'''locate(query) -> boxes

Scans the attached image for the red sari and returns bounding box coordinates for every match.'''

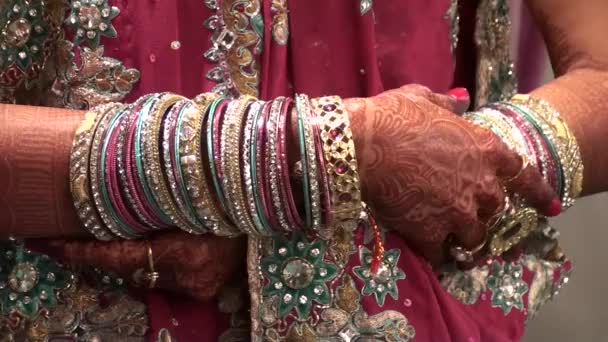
[1,0,569,340]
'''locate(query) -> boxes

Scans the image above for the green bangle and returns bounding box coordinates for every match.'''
[295,95,313,229]
[206,96,229,213]
[135,95,173,225]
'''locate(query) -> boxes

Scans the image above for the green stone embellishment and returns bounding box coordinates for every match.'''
[0,242,70,317]
[353,247,405,306]
[261,234,338,318]
[65,0,120,49]
[486,260,528,315]
[0,0,50,71]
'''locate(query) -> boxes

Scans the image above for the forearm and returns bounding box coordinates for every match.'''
[0,104,86,238]
[526,0,608,195]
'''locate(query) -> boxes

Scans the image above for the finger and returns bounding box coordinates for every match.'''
[493,147,560,216]
[475,175,506,222]
[389,84,470,114]
[450,221,488,269]
[52,239,146,276]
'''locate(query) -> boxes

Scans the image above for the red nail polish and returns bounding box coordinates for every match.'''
[447,87,470,101]
[544,198,562,217]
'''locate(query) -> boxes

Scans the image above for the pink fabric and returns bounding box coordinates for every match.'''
[90,1,565,341]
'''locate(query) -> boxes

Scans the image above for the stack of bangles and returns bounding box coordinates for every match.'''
[451,94,583,263]
[69,92,363,240]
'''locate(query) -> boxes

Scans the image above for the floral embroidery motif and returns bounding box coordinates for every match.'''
[523,255,571,321]
[474,0,517,106]
[270,0,288,45]
[353,246,405,306]
[261,233,338,318]
[0,241,70,317]
[64,0,119,49]
[203,0,263,97]
[441,265,489,305]
[0,0,62,101]
[360,0,373,15]
[253,218,416,340]
[487,260,528,315]
[49,40,140,109]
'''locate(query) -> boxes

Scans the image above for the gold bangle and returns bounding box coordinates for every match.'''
[511,94,583,206]
[310,96,362,222]
[488,206,538,256]
[180,94,239,236]
[143,94,201,233]
[70,103,122,241]
[221,96,257,234]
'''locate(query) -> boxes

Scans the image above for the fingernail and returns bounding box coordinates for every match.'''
[447,87,470,101]
[543,198,562,217]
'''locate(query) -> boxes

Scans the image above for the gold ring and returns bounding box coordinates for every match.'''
[133,241,160,288]
[449,230,488,263]
[503,154,529,184]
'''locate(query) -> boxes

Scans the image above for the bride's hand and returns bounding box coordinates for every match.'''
[346,85,559,266]
[50,232,246,301]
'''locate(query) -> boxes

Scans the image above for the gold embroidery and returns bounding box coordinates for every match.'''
[271,0,289,45]
[222,0,263,97]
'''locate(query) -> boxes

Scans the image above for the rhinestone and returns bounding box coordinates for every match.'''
[9,262,38,293]
[170,40,181,50]
[329,127,342,140]
[77,28,85,37]
[314,285,324,295]
[99,22,108,31]
[377,284,385,292]
[80,5,103,29]
[283,293,293,303]
[12,4,20,12]
[101,7,111,17]
[274,282,283,290]
[268,264,278,273]
[299,295,308,304]
[319,268,327,277]
[18,51,27,59]
[335,161,349,175]
[9,293,17,301]
[296,242,305,250]
[281,258,315,289]
[23,296,31,304]
[323,104,337,112]
[373,264,391,283]
[0,282,5,289]
[102,275,110,284]
[87,31,97,39]
[28,9,37,17]
[30,45,38,53]
[278,247,287,256]
[39,289,48,300]
[72,1,82,8]
[6,19,32,48]
[310,248,320,257]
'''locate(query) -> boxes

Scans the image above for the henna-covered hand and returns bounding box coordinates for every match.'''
[345,85,558,266]
[49,233,246,301]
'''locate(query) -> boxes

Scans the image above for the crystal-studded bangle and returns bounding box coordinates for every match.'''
[296,94,322,231]
[143,94,201,233]
[70,103,121,241]
[180,95,239,236]
[221,96,257,234]
[135,94,174,226]
[310,96,362,223]
[243,100,271,235]
[129,95,172,229]
[162,99,206,233]
[118,95,164,231]
[91,104,139,239]
[511,94,583,206]
[277,98,304,230]
[102,104,148,237]
[266,97,292,232]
